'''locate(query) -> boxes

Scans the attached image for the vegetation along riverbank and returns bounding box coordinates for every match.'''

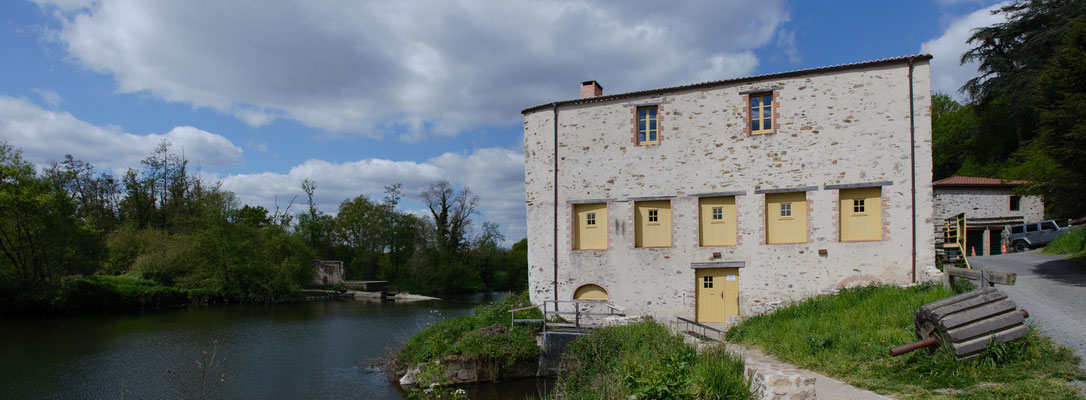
[0,141,528,316]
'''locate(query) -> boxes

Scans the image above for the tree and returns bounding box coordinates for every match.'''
[961,0,1085,144]
[295,178,334,258]
[334,195,387,279]
[1035,10,1086,217]
[419,180,479,254]
[0,142,103,284]
[931,93,982,179]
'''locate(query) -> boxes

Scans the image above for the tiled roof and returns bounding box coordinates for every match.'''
[522,54,933,114]
[932,176,1030,187]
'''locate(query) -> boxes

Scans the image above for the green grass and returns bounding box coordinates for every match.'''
[556,320,753,400]
[1044,227,1086,269]
[396,291,543,370]
[725,283,1086,399]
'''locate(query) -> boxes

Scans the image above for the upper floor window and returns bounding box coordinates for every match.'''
[637,106,659,145]
[750,92,774,135]
[1010,195,1021,211]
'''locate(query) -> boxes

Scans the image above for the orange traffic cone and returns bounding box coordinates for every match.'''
[1001,242,1007,254]
[970,247,977,257]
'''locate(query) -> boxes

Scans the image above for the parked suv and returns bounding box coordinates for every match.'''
[1008,220,1069,252]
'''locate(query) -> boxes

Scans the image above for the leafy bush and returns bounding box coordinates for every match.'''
[396,292,542,369]
[556,320,752,400]
[1044,227,1086,255]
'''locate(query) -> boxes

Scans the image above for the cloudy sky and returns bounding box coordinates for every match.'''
[1,0,1007,243]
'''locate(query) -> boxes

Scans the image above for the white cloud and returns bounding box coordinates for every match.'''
[921,3,1010,100]
[0,95,242,171]
[219,147,527,242]
[31,88,62,108]
[37,0,787,140]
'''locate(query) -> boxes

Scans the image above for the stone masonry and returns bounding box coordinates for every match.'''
[522,56,936,320]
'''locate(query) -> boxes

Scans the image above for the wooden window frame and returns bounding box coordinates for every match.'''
[1009,195,1021,211]
[636,106,659,145]
[749,92,774,135]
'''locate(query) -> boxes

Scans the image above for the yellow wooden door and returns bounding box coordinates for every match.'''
[766,192,807,244]
[840,187,882,241]
[573,203,607,249]
[696,268,739,322]
[635,200,671,247]
[699,196,737,246]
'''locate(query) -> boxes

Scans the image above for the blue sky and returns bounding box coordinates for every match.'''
[0,0,1006,243]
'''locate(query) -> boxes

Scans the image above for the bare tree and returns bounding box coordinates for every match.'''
[419,180,478,254]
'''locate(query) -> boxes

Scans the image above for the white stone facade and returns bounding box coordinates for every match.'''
[933,186,1043,222]
[522,57,936,320]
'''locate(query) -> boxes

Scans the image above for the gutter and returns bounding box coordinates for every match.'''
[908,56,917,284]
[552,103,559,303]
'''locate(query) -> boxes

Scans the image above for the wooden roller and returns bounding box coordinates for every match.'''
[890,288,1029,360]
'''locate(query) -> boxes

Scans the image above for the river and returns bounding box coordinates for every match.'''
[0,292,553,399]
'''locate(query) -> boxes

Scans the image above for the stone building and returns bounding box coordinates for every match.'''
[521,55,936,322]
[933,176,1043,256]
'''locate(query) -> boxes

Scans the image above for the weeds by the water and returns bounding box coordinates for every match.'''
[726,283,1086,399]
[394,292,542,371]
[555,320,753,400]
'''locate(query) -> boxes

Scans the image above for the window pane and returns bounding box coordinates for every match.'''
[751,96,760,107]
[764,119,771,130]
[639,132,646,142]
[763,94,772,104]
[763,106,772,118]
[639,121,646,131]
[639,109,647,119]
[649,131,656,141]
[649,109,656,118]
[649,120,656,130]
[752,120,760,131]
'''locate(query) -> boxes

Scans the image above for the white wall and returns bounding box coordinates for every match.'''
[523,60,935,320]
[933,187,1044,222]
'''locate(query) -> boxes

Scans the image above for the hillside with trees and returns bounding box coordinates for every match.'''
[933,0,1086,218]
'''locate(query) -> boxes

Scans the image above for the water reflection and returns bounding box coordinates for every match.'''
[0,292,550,399]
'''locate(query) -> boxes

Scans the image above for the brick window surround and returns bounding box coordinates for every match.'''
[743,90,780,136]
[630,105,664,146]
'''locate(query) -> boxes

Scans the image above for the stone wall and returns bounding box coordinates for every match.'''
[312,260,345,286]
[523,59,935,320]
[933,186,1043,222]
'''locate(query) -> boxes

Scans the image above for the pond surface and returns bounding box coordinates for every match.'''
[0,293,553,399]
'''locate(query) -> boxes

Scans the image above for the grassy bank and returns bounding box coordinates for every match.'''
[726,283,1086,399]
[1044,227,1086,268]
[395,291,542,371]
[556,320,752,400]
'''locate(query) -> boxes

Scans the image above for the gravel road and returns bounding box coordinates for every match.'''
[968,251,1086,368]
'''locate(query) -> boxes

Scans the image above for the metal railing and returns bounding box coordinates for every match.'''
[676,316,724,341]
[509,300,626,331]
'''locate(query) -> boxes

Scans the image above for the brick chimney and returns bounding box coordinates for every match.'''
[580,80,603,98]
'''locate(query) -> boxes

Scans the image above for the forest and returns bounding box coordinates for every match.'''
[0,141,527,314]
[932,0,1086,218]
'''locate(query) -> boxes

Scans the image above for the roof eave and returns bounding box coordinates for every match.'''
[522,54,932,115]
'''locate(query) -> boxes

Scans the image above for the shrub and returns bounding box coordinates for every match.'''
[557,320,752,400]
[396,292,542,369]
[1044,227,1086,255]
